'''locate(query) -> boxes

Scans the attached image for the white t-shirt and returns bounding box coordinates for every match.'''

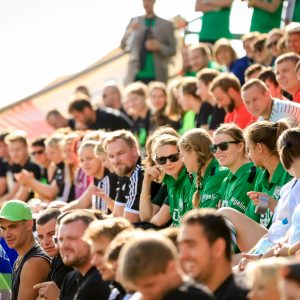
[258,98,300,126]
[268,178,300,242]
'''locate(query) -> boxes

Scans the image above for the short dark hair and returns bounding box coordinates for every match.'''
[258,67,279,87]
[36,208,61,226]
[245,63,264,80]
[182,209,232,261]
[0,130,10,142]
[68,99,92,114]
[31,136,47,148]
[275,52,300,67]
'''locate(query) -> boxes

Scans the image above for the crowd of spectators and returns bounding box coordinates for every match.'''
[2,0,300,299]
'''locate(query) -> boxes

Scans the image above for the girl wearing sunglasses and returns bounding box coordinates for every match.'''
[179,128,229,209]
[212,123,260,213]
[145,133,193,227]
[139,127,179,225]
[219,120,292,253]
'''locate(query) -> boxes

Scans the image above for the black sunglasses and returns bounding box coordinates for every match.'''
[31,149,44,156]
[209,141,240,154]
[156,153,180,165]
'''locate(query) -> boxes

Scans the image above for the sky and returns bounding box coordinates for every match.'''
[0,0,252,109]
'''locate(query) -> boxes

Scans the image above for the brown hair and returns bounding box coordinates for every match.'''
[179,128,213,208]
[59,210,96,227]
[210,73,241,93]
[214,123,245,154]
[245,64,265,81]
[118,233,177,284]
[152,134,179,159]
[196,68,220,85]
[103,130,139,151]
[241,78,268,94]
[258,67,279,87]
[180,77,201,101]
[213,38,237,65]
[277,127,300,170]
[182,208,232,261]
[83,217,133,243]
[245,121,289,156]
[144,127,179,168]
[124,81,148,99]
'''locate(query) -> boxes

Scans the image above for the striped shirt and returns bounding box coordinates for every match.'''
[258,98,300,125]
[115,161,143,215]
[92,169,118,213]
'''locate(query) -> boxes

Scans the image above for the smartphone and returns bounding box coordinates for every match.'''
[255,194,269,214]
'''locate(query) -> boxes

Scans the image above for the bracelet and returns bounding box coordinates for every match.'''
[288,247,293,256]
[140,194,151,200]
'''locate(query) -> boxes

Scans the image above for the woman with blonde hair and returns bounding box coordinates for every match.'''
[139,127,180,224]
[179,128,228,208]
[246,257,288,300]
[142,133,192,227]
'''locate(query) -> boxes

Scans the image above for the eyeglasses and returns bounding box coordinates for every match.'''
[31,149,44,156]
[156,153,180,165]
[209,141,240,153]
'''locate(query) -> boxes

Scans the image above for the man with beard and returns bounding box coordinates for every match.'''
[68,99,133,131]
[57,211,110,300]
[104,130,143,223]
[178,209,248,300]
[210,73,256,129]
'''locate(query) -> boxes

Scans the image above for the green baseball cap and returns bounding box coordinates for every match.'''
[0,200,32,221]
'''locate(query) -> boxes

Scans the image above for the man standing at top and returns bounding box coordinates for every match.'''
[0,200,50,300]
[210,73,256,129]
[121,0,176,85]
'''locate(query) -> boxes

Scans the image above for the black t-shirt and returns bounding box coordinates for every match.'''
[115,161,144,215]
[214,274,248,300]
[51,162,75,203]
[10,158,41,181]
[59,267,110,300]
[195,103,226,130]
[89,108,133,131]
[93,168,118,212]
[163,279,215,300]
[9,158,41,200]
[0,158,8,177]
[49,254,73,288]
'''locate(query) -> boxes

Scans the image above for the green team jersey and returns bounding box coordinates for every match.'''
[163,167,193,226]
[250,1,282,33]
[178,110,196,135]
[199,9,232,42]
[219,162,260,213]
[190,158,229,208]
[245,162,293,228]
[136,18,156,80]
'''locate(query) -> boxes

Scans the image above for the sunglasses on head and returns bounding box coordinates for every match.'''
[209,141,240,154]
[156,153,180,165]
[31,149,44,156]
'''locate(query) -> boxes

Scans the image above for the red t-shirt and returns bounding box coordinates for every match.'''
[293,88,300,104]
[224,102,257,129]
